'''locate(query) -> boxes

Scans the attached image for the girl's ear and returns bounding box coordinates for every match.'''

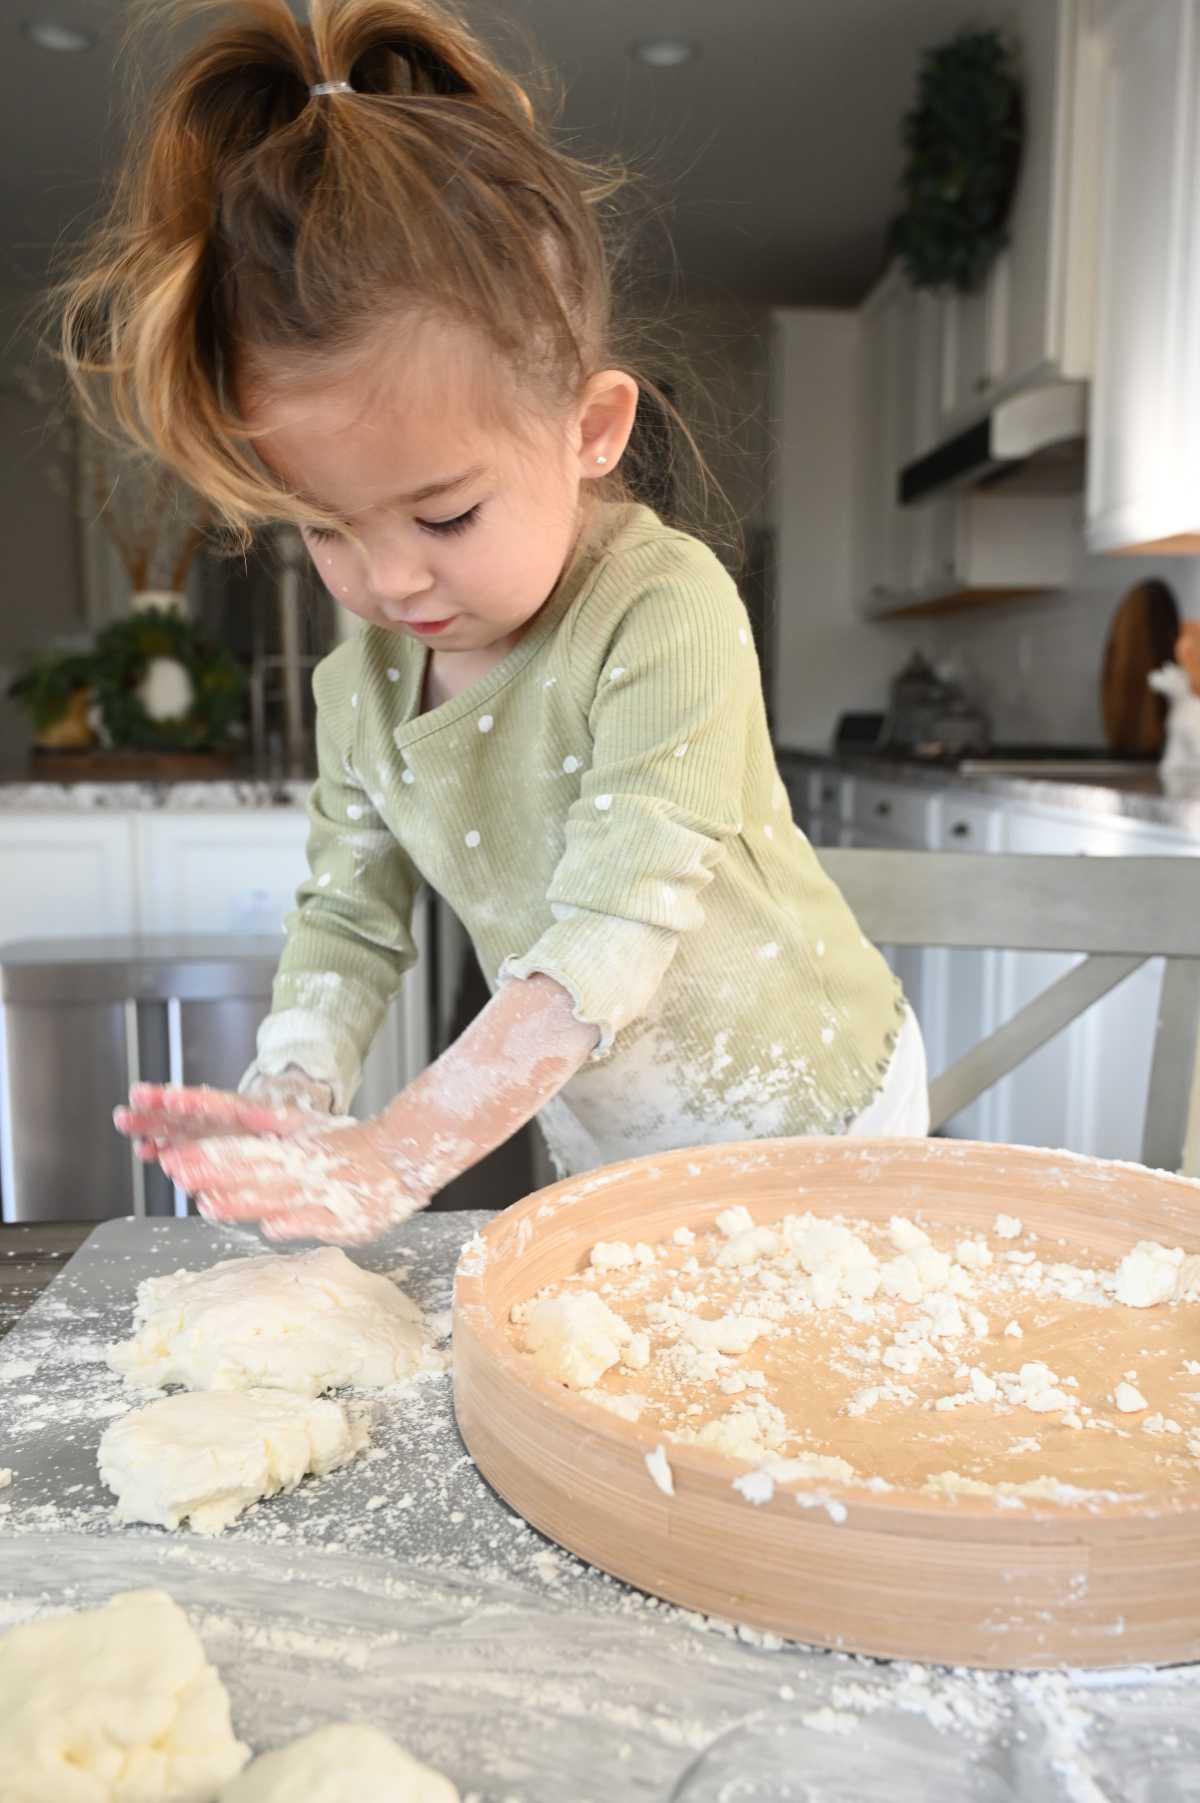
[576,370,639,480]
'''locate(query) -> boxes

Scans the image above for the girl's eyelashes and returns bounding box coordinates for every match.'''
[303,504,482,547]
[421,504,481,536]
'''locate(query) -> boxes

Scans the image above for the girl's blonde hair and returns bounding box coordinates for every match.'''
[47,0,728,558]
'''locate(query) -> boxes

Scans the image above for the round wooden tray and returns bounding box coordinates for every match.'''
[452,1136,1200,1671]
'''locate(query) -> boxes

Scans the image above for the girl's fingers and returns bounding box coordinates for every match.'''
[116,1093,303,1141]
[260,1206,366,1244]
[183,1183,312,1221]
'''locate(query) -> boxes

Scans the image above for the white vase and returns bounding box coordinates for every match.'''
[129,589,188,617]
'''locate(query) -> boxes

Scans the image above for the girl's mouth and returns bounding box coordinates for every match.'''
[406,618,454,636]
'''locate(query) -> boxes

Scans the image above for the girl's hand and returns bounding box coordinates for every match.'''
[158,1117,429,1246]
[114,1071,336,1165]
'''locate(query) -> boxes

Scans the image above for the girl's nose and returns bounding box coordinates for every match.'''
[363,548,435,620]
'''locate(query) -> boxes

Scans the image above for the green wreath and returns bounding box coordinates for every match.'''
[91,608,246,752]
[891,28,1023,295]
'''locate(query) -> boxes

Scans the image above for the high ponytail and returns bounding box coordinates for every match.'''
[46,0,729,560]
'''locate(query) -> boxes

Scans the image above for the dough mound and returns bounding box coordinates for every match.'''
[99,1389,368,1535]
[0,1587,249,1802]
[107,1248,439,1395]
[522,1292,633,1389]
[221,1723,458,1802]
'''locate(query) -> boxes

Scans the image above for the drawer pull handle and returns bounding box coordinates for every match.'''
[951,821,970,839]
[875,801,892,818]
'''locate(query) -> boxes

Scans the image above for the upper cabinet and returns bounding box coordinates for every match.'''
[854,0,1102,616]
[1087,0,1200,554]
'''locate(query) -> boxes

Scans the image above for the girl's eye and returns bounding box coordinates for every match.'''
[419,505,481,537]
[303,504,481,546]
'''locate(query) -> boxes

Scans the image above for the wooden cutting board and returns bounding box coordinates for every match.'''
[453,1136,1200,1671]
[1101,579,1180,755]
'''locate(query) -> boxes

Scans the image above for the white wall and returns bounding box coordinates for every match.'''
[768,309,923,749]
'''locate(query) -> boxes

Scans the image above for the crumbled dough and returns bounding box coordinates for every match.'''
[644,1443,675,1495]
[681,1313,767,1355]
[589,1240,655,1272]
[522,1292,632,1389]
[1114,1241,1200,1308]
[99,1389,367,1535]
[0,1588,249,1801]
[716,1226,781,1267]
[888,1216,930,1252]
[715,1205,754,1238]
[994,1214,1023,1239]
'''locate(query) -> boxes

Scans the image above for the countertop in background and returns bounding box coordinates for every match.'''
[775,748,1200,836]
[0,776,312,810]
[0,750,1198,833]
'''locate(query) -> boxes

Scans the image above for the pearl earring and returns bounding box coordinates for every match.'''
[595,454,608,466]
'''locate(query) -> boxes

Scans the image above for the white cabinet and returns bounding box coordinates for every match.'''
[937,0,1097,428]
[853,0,1101,613]
[135,811,430,1117]
[135,812,311,936]
[940,259,1011,423]
[1087,0,1200,553]
[857,274,919,611]
[0,815,137,942]
[0,808,431,1120]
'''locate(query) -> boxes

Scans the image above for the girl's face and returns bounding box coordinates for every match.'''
[245,321,636,656]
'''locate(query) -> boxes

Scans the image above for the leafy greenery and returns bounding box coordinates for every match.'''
[6,651,94,731]
[9,611,246,751]
[90,609,246,751]
[891,29,1023,295]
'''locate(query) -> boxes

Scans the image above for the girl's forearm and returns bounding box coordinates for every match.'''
[371,973,599,1193]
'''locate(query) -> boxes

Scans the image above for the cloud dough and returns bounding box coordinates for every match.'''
[0,1587,249,1802]
[98,1388,367,1534]
[220,1723,459,1802]
[106,1247,439,1395]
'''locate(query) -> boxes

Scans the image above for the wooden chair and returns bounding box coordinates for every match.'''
[818,848,1200,1175]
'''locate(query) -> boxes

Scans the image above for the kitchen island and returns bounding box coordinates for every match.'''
[1,1210,1198,1799]
[776,748,1200,837]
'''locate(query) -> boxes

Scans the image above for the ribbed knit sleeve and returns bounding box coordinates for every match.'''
[243,642,421,1110]
[499,558,751,1050]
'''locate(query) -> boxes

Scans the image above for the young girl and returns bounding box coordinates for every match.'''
[77,0,927,1244]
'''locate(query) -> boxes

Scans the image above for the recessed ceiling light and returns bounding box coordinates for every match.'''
[630,37,699,69]
[22,18,96,52]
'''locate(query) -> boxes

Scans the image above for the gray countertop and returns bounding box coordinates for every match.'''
[0,776,312,810]
[2,753,1196,832]
[2,1213,1198,1800]
[777,748,1200,836]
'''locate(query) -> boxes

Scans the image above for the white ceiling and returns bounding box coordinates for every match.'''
[1,0,1012,303]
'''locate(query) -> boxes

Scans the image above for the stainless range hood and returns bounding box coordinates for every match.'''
[899,381,1088,507]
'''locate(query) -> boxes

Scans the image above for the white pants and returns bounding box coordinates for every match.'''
[846,1007,930,1138]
